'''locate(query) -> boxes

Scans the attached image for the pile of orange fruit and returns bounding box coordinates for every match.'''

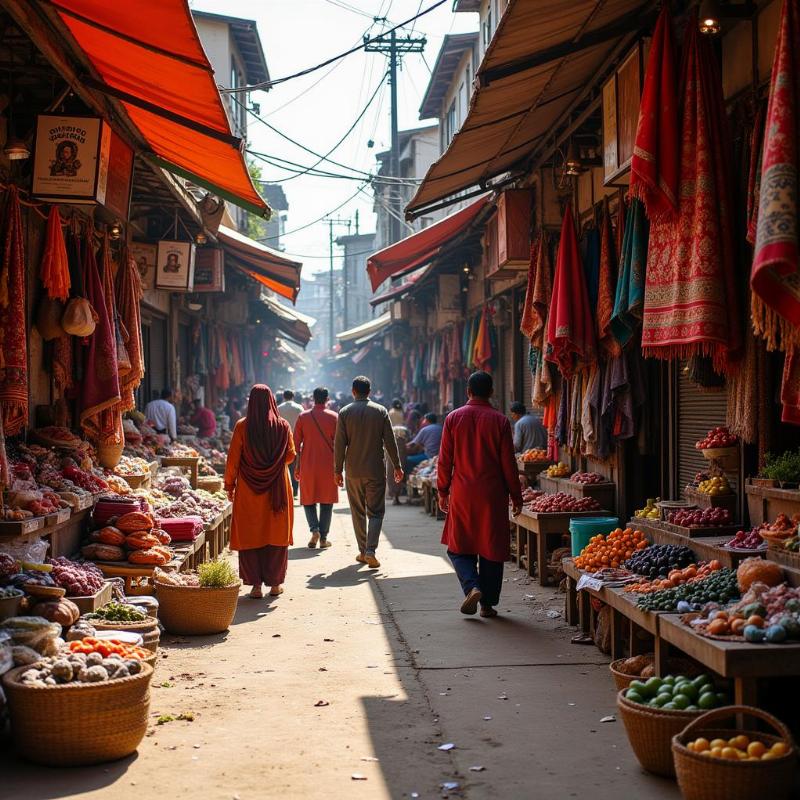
[574,528,648,571]
[623,561,724,594]
[687,734,790,761]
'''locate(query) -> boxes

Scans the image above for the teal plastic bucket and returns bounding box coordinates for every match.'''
[569,516,620,557]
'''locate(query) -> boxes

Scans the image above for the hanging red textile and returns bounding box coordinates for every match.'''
[472,306,492,372]
[215,329,230,390]
[546,203,596,378]
[596,199,620,357]
[40,207,71,301]
[115,251,144,412]
[0,188,27,434]
[641,17,740,373]
[520,231,552,350]
[629,5,679,220]
[746,104,766,247]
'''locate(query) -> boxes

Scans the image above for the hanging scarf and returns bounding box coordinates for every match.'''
[40,206,71,301]
[642,18,740,373]
[546,203,595,377]
[215,330,230,390]
[53,334,73,395]
[611,198,648,348]
[520,237,539,339]
[80,235,121,443]
[746,104,766,246]
[448,323,462,381]
[581,226,601,313]
[473,306,492,371]
[521,231,552,350]
[0,188,27,434]
[239,385,290,511]
[629,5,679,220]
[597,199,620,356]
[115,251,144,413]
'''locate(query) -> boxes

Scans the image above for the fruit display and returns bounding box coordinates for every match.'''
[17,650,145,686]
[624,561,723,594]
[569,472,605,484]
[724,528,766,551]
[624,673,729,712]
[737,557,784,592]
[30,598,80,626]
[574,528,647,571]
[695,426,738,450]
[668,507,732,528]
[61,463,108,494]
[521,487,543,504]
[546,462,570,477]
[528,492,601,513]
[520,449,547,463]
[756,513,800,545]
[84,602,147,623]
[685,734,789,760]
[624,543,697,579]
[636,568,739,612]
[696,475,732,495]
[46,557,106,596]
[155,488,228,525]
[67,636,150,660]
[634,498,661,519]
[158,474,192,498]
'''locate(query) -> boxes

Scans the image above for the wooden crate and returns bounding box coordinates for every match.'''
[68,580,113,614]
[561,479,615,513]
[744,480,800,526]
[684,487,737,515]
[538,474,563,494]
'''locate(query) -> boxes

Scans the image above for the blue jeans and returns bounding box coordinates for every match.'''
[289,462,298,496]
[304,504,333,538]
[405,452,428,470]
[447,551,504,608]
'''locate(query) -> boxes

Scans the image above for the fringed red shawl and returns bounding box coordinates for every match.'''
[40,206,71,301]
[642,18,740,374]
[597,199,619,356]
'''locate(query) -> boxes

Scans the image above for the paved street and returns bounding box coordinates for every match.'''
[3,500,678,799]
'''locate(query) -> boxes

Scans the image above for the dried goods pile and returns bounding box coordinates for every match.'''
[17,650,145,686]
[528,492,601,513]
[569,472,605,484]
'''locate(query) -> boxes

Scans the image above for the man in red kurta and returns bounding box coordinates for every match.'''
[437,371,523,617]
[294,387,339,548]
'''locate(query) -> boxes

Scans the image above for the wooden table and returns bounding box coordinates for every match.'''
[160,456,200,489]
[0,509,90,559]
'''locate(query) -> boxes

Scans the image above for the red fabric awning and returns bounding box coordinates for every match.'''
[369,264,431,307]
[50,0,269,218]
[367,196,490,291]
[217,224,302,303]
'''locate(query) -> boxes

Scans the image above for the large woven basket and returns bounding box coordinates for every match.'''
[672,706,796,800]
[155,580,241,635]
[88,615,159,635]
[2,662,153,766]
[609,656,704,691]
[617,690,708,777]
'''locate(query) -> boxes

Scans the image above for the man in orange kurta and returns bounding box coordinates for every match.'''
[295,387,339,549]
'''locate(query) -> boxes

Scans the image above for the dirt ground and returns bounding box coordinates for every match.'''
[1,500,679,800]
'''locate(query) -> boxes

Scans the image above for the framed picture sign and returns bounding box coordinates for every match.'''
[155,240,195,291]
[129,242,157,292]
[192,247,225,292]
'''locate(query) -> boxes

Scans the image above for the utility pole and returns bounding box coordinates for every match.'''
[365,20,426,245]
[327,216,351,352]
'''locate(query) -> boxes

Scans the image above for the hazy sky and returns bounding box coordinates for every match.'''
[190,0,477,275]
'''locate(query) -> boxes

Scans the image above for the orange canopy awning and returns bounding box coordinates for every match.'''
[367,196,490,292]
[217,224,302,303]
[50,0,270,217]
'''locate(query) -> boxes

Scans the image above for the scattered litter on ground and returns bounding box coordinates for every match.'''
[314,700,330,707]
[600,715,616,723]
[323,638,334,642]
[469,765,486,772]
[441,781,460,791]
[483,715,492,720]
[360,756,379,762]
[497,694,508,700]
[350,773,367,780]
[438,743,455,751]
[546,610,561,619]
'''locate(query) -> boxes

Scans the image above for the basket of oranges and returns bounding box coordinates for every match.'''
[672,706,796,800]
[574,527,648,571]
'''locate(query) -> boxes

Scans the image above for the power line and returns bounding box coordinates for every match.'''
[321,0,386,21]
[220,0,447,92]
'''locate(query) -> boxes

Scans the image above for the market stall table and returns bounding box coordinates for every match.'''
[159,456,200,489]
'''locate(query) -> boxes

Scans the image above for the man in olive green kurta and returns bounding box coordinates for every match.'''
[334,376,403,568]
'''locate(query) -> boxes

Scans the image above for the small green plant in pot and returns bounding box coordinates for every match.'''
[761,450,800,488]
[197,559,238,588]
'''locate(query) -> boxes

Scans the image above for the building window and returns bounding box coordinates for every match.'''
[465,62,472,102]
[445,100,457,145]
[482,4,492,49]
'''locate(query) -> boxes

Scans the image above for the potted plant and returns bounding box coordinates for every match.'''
[761,450,800,489]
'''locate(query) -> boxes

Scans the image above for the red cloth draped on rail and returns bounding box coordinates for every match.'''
[546,203,595,378]
[40,206,71,301]
[629,5,679,221]
[0,187,28,435]
[641,17,740,374]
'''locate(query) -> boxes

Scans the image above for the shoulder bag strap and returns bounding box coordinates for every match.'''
[310,410,335,452]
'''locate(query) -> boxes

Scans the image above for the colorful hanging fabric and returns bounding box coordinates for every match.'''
[448,323,462,381]
[115,251,144,413]
[611,198,648,348]
[0,188,27,434]
[520,237,539,340]
[545,203,596,378]
[746,104,766,246]
[642,17,740,373]
[473,306,492,371]
[629,5,679,220]
[581,226,600,313]
[597,199,620,356]
[520,231,552,349]
[80,235,121,444]
[53,334,73,394]
[40,206,71,301]
[214,329,230,390]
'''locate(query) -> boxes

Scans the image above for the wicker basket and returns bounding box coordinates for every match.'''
[609,656,704,691]
[97,442,124,469]
[0,591,23,621]
[2,663,153,766]
[672,706,796,800]
[88,615,159,635]
[617,690,707,777]
[198,475,223,493]
[154,580,241,635]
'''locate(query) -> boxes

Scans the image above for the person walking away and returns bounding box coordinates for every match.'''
[389,398,405,427]
[509,401,548,453]
[145,388,177,441]
[438,372,523,617]
[294,387,338,549]
[277,389,303,498]
[224,385,295,599]
[190,399,217,438]
[405,413,443,470]
[334,376,403,569]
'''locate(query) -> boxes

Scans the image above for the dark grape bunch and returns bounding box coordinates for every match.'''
[624,544,696,579]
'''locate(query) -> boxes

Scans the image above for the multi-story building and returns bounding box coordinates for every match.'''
[336,226,376,333]
[295,272,342,360]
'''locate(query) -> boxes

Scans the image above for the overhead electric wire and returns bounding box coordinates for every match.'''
[220,0,448,92]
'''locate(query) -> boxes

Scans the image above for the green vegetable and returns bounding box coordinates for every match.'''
[86,601,146,622]
[197,559,238,588]
[636,569,739,612]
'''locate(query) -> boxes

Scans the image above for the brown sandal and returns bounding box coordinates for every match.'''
[269,586,284,596]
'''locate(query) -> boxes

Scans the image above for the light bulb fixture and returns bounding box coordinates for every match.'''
[109,221,122,240]
[699,0,722,34]
[3,135,29,161]
[195,231,207,245]
[462,264,470,274]
[565,139,582,176]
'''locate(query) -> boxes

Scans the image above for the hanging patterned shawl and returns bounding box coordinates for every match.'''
[546,203,595,377]
[611,198,648,348]
[214,329,230,390]
[0,188,27,434]
[629,5,679,220]
[597,199,620,356]
[115,251,144,413]
[473,306,492,371]
[520,231,552,349]
[40,206,71,301]
[642,18,740,373]
[80,235,121,444]
[746,104,766,247]
[520,237,539,340]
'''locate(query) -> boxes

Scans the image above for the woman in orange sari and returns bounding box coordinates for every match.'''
[224,385,295,598]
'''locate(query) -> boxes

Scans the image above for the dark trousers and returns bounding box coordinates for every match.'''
[288,462,298,496]
[447,551,504,608]
[304,504,333,538]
